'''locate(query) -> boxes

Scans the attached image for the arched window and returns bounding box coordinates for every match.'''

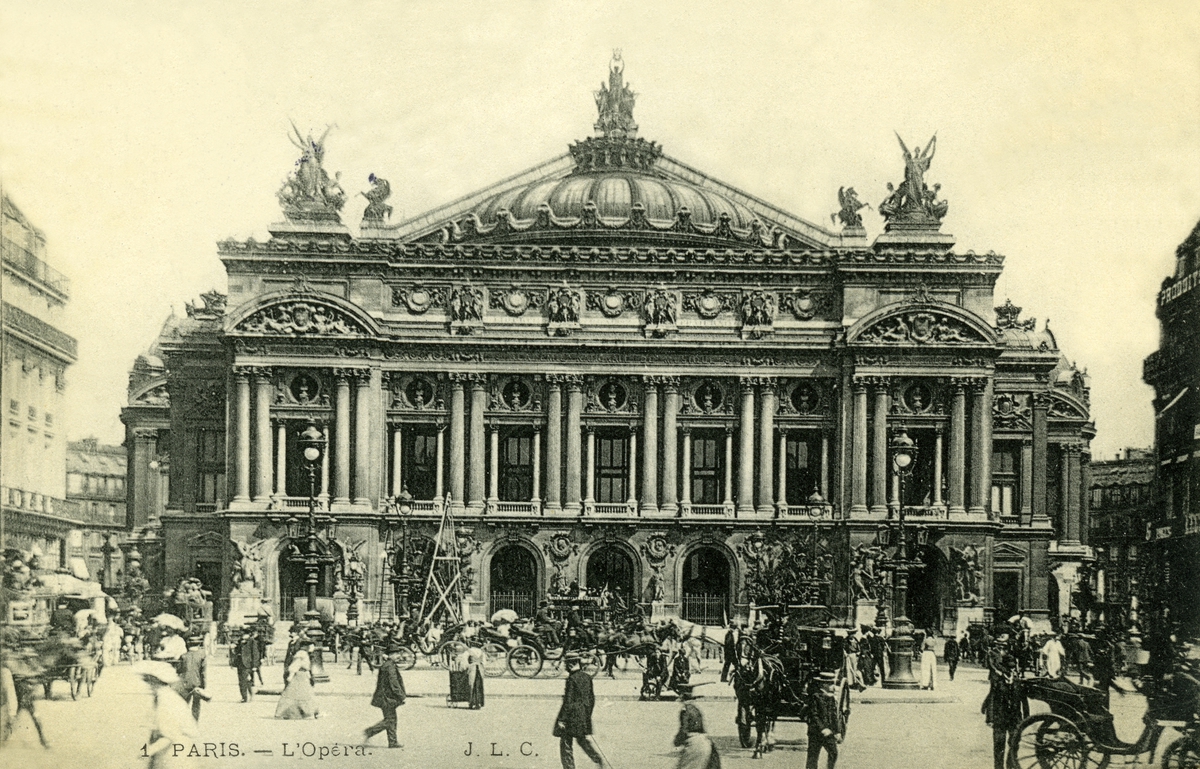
[585,545,635,603]
[681,547,730,625]
[489,545,538,618]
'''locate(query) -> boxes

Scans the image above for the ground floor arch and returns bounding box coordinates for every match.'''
[906,544,949,632]
[680,545,732,626]
[584,543,637,604]
[488,542,540,618]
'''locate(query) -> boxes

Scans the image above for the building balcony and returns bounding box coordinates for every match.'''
[1186,512,1200,537]
[487,500,542,515]
[2,244,70,297]
[682,503,734,518]
[776,503,835,520]
[585,501,638,516]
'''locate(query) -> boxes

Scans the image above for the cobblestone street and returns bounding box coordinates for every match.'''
[2,653,1173,769]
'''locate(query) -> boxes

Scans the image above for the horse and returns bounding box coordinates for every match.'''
[732,639,787,759]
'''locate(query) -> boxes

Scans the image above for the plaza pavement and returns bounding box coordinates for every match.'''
[0,651,1175,769]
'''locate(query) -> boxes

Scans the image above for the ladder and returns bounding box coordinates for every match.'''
[417,495,466,627]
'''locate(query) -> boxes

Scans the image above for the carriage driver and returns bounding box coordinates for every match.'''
[536,601,560,648]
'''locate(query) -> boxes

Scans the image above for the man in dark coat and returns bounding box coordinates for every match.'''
[233,628,262,703]
[983,632,1027,769]
[944,633,961,681]
[721,622,740,683]
[174,635,208,721]
[868,629,887,685]
[364,641,407,749]
[806,671,840,769]
[554,653,607,769]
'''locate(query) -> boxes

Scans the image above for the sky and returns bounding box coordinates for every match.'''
[1,0,1198,460]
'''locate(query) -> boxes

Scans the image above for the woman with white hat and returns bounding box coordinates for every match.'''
[275,637,320,719]
[135,661,197,769]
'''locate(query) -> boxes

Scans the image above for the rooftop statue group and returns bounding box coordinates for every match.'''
[278,121,392,225]
[594,50,638,138]
[834,133,949,231]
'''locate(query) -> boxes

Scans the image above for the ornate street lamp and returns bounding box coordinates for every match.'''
[285,421,336,682]
[879,427,927,690]
[380,486,415,631]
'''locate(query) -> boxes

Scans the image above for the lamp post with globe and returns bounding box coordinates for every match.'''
[285,422,337,682]
[879,427,928,690]
[380,487,415,631]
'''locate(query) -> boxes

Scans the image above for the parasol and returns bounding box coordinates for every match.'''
[490,609,519,624]
[153,613,187,631]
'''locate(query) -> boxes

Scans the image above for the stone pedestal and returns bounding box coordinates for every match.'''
[855,600,879,629]
[952,604,985,640]
[227,587,268,626]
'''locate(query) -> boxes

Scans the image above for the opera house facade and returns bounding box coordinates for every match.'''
[122,57,1095,635]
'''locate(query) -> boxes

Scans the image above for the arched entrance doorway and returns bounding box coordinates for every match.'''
[278,539,340,621]
[585,545,636,605]
[906,545,947,633]
[681,546,730,626]
[489,545,539,618]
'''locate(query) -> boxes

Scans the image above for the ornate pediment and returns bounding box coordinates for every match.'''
[1048,391,1089,421]
[849,301,997,347]
[235,300,368,336]
[993,542,1027,562]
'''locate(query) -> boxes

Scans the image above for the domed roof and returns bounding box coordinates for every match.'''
[469,167,761,230]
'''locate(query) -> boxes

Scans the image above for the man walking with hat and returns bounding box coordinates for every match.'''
[982,631,1027,769]
[364,641,407,749]
[555,652,609,769]
[805,671,840,769]
[175,635,209,722]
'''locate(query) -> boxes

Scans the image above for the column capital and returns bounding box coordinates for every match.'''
[132,427,159,441]
[952,375,988,392]
[448,372,469,386]
[332,367,366,383]
[661,376,680,392]
[851,376,869,393]
[249,366,273,382]
[1064,443,1082,457]
[565,374,584,391]
[680,424,692,437]
[232,366,254,379]
[739,376,757,393]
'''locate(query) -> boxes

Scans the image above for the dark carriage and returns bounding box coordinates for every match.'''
[731,606,853,755]
[1008,675,1200,769]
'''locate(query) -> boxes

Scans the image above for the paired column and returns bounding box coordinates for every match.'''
[933,427,944,506]
[333,371,352,505]
[253,370,273,502]
[757,380,776,516]
[641,378,660,515]
[565,377,583,512]
[870,379,889,515]
[545,378,563,512]
[531,430,541,506]
[448,375,466,510]
[849,379,868,515]
[680,428,692,512]
[468,375,487,510]
[627,427,638,507]
[777,430,788,511]
[820,432,830,501]
[275,420,287,499]
[435,426,445,500]
[233,369,251,503]
[948,380,967,515]
[354,372,371,505]
[1020,439,1033,524]
[969,381,990,516]
[488,427,500,507]
[320,425,330,504]
[723,427,735,509]
[1063,444,1082,543]
[391,425,403,498]
[737,380,756,516]
[661,379,680,515]
[1032,394,1050,524]
[584,429,596,508]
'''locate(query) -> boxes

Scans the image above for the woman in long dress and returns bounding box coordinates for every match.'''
[275,641,320,719]
[919,635,938,690]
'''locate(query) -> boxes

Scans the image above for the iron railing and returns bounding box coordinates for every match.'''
[490,591,536,620]
[681,593,728,626]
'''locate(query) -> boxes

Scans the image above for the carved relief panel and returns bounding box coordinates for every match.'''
[386,373,445,411]
[585,376,641,415]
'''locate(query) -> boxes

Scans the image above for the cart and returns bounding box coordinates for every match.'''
[1008,676,1200,769]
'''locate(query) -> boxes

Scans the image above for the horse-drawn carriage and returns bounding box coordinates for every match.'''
[1007,658,1200,768]
[731,607,853,757]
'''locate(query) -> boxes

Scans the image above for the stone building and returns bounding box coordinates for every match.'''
[1142,217,1200,637]
[1087,448,1154,629]
[124,57,1096,632]
[1,192,78,565]
[65,437,128,589]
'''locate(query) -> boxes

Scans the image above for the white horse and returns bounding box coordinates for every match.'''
[669,618,725,673]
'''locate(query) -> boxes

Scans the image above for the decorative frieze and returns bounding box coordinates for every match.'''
[449,285,485,335]
[779,288,833,321]
[546,286,582,336]
[586,287,643,318]
[489,286,545,317]
[740,290,776,339]
[642,287,679,338]
[391,284,446,314]
[682,288,737,319]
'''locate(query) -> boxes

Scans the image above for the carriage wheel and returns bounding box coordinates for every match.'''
[395,646,418,671]
[481,644,507,678]
[69,667,82,700]
[1009,713,1090,769]
[508,645,543,678]
[1163,736,1200,769]
[438,641,468,668]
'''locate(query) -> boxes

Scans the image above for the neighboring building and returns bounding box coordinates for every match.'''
[65,437,128,588]
[1,192,79,566]
[1088,448,1154,629]
[124,57,1097,632]
[1143,217,1200,637]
